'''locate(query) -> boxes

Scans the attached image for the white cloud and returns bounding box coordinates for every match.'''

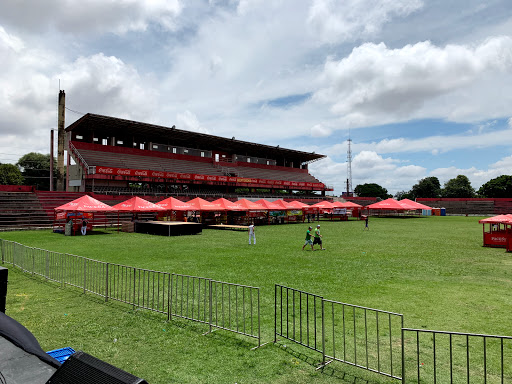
[176,110,209,134]
[314,37,512,127]
[0,0,182,35]
[310,124,332,137]
[310,151,426,194]
[307,0,423,44]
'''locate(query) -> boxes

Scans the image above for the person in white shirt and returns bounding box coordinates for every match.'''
[248,222,256,245]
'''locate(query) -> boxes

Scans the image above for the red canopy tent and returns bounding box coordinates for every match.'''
[331,201,363,219]
[212,198,245,211]
[54,195,117,234]
[112,196,166,212]
[156,197,194,211]
[271,199,294,209]
[366,198,408,210]
[287,201,310,209]
[156,196,194,222]
[254,199,283,210]
[236,199,266,211]
[186,197,222,211]
[399,198,432,210]
[478,214,512,248]
[310,201,335,210]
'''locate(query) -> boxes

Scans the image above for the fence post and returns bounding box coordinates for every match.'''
[31,248,35,275]
[209,279,213,334]
[1,239,4,264]
[83,258,87,294]
[133,268,136,310]
[45,250,49,280]
[105,263,109,302]
[169,274,173,321]
[321,298,326,366]
[401,325,405,383]
[257,288,261,347]
[167,273,171,321]
[274,285,277,343]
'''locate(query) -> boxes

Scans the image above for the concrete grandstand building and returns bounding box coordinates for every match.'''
[66,114,331,198]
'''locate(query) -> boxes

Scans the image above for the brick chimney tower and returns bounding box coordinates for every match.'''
[57,90,65,191]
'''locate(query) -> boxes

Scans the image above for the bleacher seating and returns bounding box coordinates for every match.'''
[77,149,226,177]
[0,192,52,230]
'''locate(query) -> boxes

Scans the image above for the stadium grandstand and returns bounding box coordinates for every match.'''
[66,113,331,199]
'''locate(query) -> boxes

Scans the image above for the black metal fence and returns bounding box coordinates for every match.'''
[275,284,403,380]
[3,239,512,382]
[402,328,512,383]
[0,240,261,346]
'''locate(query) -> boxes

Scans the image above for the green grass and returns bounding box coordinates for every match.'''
[2,216,511,383]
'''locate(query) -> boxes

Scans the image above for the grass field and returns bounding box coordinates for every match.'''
[1,216,511,383]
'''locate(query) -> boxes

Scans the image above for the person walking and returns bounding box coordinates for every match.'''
[364,215,369,230]
[302,226,314,251]
[313,224,325,250]
[248,222,256,245]
[81,218,88,236]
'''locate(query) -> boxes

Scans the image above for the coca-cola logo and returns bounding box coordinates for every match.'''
[207,176,217,181]
[117,169,131,175]
[151,172,164,177]
[135,170,148,176]
[166,173,178,178]
[491,237,506,242]
[98,168,113,174]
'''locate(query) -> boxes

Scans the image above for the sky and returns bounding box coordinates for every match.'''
[1,0,512,196]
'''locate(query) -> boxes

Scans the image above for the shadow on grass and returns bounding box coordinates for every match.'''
[275,341,382,384]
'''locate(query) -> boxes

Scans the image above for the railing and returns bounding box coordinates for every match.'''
[275,284,403,380]
[4,239,512,382]
[402,328,512,383]
[0,240,261,347]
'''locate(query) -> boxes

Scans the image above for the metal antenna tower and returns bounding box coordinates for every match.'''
[346,134,353,196]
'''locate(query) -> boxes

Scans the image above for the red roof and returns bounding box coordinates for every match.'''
[311,200,335,209]
[336,201,362,208]
[212,198,245,211]
[236,199,266,211]
[271,199,294,209]
[255,199,284,210]
[399,198,432,210]
[186,197,222,211]
[366,198,410,210]
[156,197,194,211]
[55,195,116,212]
[287,200,310,209]
[478,214,512,224]
[112,196,166,212]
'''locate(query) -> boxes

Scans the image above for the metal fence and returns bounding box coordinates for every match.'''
[275,284,404,380]
[403,328,512,383]
[0,240,261,346]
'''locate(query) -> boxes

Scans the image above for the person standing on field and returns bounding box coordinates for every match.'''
[248,222,256,245]
[313,224,325,250]
[364,215,369,230]
[302,226,314,251]
[81,218,88,236]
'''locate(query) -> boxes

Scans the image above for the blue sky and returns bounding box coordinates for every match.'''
[0,0,511,195]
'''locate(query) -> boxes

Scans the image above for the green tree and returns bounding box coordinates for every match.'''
[478,175,512,198]
[410,177,441,198]
[354,183,390,199]
[16,153,57,190]
[441,175,475,198]
[0,164,24,185]
[394,190,413,200]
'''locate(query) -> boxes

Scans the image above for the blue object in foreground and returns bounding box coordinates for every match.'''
[46,347,76,364]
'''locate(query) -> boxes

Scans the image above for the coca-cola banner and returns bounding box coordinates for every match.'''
[95,166,324,189]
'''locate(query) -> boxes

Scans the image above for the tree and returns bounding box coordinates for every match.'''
[354,183,390,199]
[410,177,441,198]
[441,175,475,198]
[0,164,24,185]
[16,153,57,191]
[394,190,413,200]
[478,175,512,198]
